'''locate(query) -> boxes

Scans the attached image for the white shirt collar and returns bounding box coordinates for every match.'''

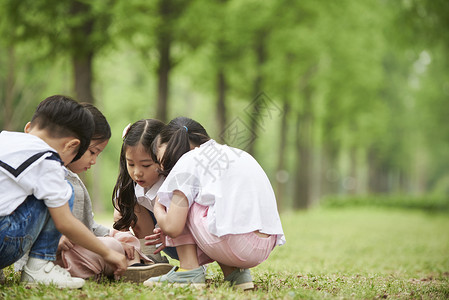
[135,176,165,201]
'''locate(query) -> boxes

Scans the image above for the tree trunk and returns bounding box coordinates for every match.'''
[275,99,289,212]
[72,51,97,208]
[294,91,313,209]
[348,147,358,195]
[367,147,390,194]
[320,145,340,196]
[155,0,172,123]
[72,52,94,103]
[294,112,311,209]
[156,38,170,123]
[293,66,317,209]
[216,69,227,142]
[247,32,266,156]
[4,47,15,130]
[70,0,95,103]
[69,0,101,210]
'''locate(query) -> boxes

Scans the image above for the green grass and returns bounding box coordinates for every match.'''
[2,207,449,299]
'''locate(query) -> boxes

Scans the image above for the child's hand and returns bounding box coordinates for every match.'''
[103,249,127,277]
[121,243,135,260]
[145,227,166,254]
[58,235,74,251]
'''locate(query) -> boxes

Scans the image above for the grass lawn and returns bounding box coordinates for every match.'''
[1,207,448,299]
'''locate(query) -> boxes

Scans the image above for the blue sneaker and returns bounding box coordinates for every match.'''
[143,266,205,288]
[224,268,254,290]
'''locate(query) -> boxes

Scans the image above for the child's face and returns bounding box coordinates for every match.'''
[68,139,109,174]
[60,149,78,167]
[156,143,167,169]
[126,144,160,188]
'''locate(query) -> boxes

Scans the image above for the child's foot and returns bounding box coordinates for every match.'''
[139,240,170,264]
[146,252,169,264]
[121,263,173,283]
[21,260,85,289]
[224,268,254,290]
[143,266,205,288]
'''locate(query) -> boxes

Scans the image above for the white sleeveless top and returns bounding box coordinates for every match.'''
[157,139,285,246]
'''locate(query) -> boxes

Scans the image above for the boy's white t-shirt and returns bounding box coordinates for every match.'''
[135,176,165,212]
[0,131,73,216]
[157,139,286,246]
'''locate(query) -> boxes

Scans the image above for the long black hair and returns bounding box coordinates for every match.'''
[112,119,165,231]
[81,103,111,143]
[154,117,210,176]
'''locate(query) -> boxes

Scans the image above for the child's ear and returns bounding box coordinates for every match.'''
[24,122,31,133]
[64,138,81,154]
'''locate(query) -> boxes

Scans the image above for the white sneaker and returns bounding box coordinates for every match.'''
[21,261,85,289]
[14,251,29,272]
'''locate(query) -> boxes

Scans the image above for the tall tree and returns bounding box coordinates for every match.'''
[2,0,114,103]
[0,2,56,130]
[113,0,195,122]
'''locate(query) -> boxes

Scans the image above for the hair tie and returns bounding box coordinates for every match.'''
[183,126,188,132]
[122,123,131,138]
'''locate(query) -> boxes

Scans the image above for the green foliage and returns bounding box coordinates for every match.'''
[0,0,114,56]
[2,0,449,208]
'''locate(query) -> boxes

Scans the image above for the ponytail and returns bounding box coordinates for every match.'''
[156,117,210,176]
[159,127,191,176]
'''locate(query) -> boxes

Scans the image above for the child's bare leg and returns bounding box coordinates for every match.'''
[132,204,155,238]
[217,263,238,277]
[177,244,200,270]
[127,249,141,266]
[218,262,254,290]
[130,204,168,263]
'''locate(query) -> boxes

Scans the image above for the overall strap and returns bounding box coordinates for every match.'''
[0,150,62,178]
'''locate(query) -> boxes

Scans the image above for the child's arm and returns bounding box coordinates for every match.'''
[49,203,127,276]
[153,190,189,238]
[132,204,155,238]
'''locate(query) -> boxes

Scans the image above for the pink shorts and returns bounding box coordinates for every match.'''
[166,203,276,268]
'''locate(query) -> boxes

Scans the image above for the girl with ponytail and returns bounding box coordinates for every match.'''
[144,116,285,289]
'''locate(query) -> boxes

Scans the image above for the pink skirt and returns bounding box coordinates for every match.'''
[166,203,276,268]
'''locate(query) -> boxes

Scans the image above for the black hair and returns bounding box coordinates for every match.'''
[112,119,165,231]
[30,95,94,162]
[81,103,111,142]
[154,116,210,176]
